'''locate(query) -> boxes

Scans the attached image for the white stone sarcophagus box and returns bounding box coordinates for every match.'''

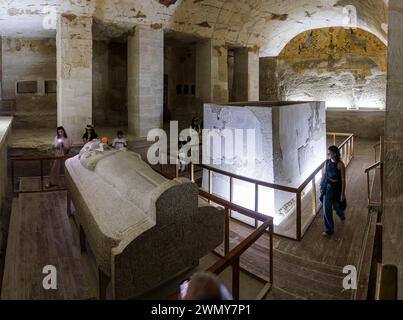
[65,141,224,299]
[203,101,326,227]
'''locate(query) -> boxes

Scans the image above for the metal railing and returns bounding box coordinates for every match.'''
[327,132,355,166]
[167,189,274,300]
[365,137,384,208]
[10,155,71,195]
[155,133,355,241]
[365,161,383,207]
[364,137,392,300]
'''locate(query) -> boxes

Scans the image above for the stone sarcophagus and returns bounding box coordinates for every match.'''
[202,101,326,228]
[64,141,224,299]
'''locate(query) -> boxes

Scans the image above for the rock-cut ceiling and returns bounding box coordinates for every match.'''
[0,0,388,56]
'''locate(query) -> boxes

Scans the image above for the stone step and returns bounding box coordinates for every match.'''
[220,231,351,300]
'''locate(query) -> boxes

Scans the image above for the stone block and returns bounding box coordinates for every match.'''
[203,101,326,226]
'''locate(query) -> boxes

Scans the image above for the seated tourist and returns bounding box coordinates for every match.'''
[190,116,201,134]
[46,126,72,188]
[178,139,187,172]
[82,124,98,144]
[112,131,128,150]
[181,271,232,300]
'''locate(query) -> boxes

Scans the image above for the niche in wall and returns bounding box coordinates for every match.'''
[16,80,37,94]
[164,31,198,130]
[183,84,189,95]
[45,80,57,94]
[92,39,128,127]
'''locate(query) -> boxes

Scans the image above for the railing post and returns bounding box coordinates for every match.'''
[209,170,213,194]
[229,176,233,218]
[380,163,384,204]
[175,158,179,178]
[254,184,259,228]
[269,222,274,285]
[376,223,383,264]
[67,191,72,217]
[333,134,336,146]
[367,171,371,204]
[40,159,44,192]
[11,159,15,195]
[232,257,240,300]
[224,207,230,255]
[296,192,302,240]
[190,163,195,182]
[312,176,317,215]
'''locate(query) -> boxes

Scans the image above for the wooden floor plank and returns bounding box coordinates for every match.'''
[1,185,91,300]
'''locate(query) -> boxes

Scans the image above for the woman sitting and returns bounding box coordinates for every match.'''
[82,124,98,144]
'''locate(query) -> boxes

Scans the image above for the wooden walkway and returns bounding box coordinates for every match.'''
[1,181,92,300]
[222,139,378,299]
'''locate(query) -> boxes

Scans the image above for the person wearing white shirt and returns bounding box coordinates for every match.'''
[112,130,128,150]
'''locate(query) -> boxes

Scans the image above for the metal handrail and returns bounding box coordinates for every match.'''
[10,154,73,194]
[365,161,381,174]
[365,136,384,207]
[155,132,355,241]
[365,160,383,207]
[194,163,299,194]
[167,189,274,300]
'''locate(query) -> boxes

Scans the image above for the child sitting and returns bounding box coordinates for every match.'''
[112,130,128,150]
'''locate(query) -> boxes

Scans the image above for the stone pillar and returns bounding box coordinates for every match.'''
[196,39,228,103]
[233,47,259,102]
[383,0,403,299]
[56,14,93,144]
[259,57,279,101]
[127,26,163,138]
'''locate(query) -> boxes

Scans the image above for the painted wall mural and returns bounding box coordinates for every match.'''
[276,27,387,109]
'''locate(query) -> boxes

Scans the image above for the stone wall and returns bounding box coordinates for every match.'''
[93,41,109,125]
[0,117,12,257]
[93,40,127,127]
[57,15,93,144]
[326,109,385,139]
[260,27,387,110]
[232,47,259,102]
[128,26,163,138]
[260,57,279,101]
[196,39,229,105]
[108,41,128,127]
[383,0,403,299]
[164,42,202,130]
[1,38,56,128]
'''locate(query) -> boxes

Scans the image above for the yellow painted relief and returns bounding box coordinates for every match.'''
[279,27,387,77]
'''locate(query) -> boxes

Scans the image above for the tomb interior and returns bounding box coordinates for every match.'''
[202,101,326,226]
